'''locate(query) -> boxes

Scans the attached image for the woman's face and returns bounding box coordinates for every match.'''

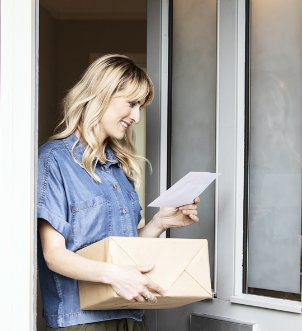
[99,96,141,141]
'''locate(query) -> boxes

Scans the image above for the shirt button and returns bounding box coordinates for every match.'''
[121,208,128,214]
[112,183,118,190]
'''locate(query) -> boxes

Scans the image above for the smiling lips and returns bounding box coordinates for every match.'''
[121,120,130,129]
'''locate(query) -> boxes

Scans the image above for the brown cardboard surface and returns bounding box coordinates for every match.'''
[76,236,212,310]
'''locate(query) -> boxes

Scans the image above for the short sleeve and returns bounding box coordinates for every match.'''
[37,152,71,240]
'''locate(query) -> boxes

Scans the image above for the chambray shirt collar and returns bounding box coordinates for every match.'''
[62,133,120,168]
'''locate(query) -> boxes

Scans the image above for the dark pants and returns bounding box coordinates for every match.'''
[46,317,149,331]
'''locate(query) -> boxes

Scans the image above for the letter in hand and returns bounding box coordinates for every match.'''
[154,196,201,231]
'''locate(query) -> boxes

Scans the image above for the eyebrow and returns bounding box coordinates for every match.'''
[128,100,143,105]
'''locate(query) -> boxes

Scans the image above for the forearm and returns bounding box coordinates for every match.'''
[44,247,113,284]
[138,213,165,238]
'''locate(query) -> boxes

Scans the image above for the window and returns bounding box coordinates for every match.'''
[243,0,302,301]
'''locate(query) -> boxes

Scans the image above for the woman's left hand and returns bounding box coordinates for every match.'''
[153,197,200,231]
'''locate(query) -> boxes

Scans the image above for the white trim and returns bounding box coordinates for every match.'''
[231,294,302,314]
[233,0,246,296]
[216,0,240,300]
[158,0,169,239]
[214,0,221,297]
[0,0,37,330]
[159,0,169,196]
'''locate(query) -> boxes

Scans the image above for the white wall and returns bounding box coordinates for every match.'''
[0,0,36,330]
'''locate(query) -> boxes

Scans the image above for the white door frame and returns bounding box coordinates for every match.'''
[0,0,37,330]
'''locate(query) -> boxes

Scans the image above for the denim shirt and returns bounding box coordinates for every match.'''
[37,133,144,328]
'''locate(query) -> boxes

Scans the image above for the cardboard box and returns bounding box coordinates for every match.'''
[76,236,212,310]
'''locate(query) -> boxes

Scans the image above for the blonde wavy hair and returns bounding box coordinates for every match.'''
[49,54,154,188]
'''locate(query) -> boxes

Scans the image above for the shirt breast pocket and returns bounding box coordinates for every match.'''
[128,190,142,225]
[70,195,112,250]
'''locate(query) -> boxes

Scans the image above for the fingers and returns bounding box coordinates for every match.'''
[131,265,165,304]
[178,197,199,223]
[181,209,198,216]
[134,293,151,303]
[132,291,157,304]
[147,279,165,296]
[178,204,195,211]
[194,196,201,204]
[137,267,165,296]
[137,264,154,274]
[178,196,200,211]
[112,264,165,305]
[139,282,164,303]
[129,291,162,304]
[142,291,157,303]
[188,214,199,222]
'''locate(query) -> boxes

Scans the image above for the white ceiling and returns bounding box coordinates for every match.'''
[40,0,147,20]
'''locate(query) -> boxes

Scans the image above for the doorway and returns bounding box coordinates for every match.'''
[38,1,147,330]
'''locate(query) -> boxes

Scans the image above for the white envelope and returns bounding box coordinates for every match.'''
[148,172,220,208]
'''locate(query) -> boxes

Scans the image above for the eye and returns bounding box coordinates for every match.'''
[128,101,143,111]
[128,101,136,108]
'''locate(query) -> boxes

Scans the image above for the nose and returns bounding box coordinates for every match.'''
[130,105,140,124]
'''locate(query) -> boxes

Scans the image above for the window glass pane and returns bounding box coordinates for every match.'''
[247,0,302,299]
[170,0,217,285]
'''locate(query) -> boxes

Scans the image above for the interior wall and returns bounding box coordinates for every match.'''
[39,6,58,145]
[57,19,147,112]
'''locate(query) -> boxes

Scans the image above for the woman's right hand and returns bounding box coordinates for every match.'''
[105,264,165,303]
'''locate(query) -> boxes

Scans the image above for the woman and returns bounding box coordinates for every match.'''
[37,54,200,330]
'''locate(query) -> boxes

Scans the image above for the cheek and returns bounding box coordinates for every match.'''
[100,106,128,129]
[101,113,115,127]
